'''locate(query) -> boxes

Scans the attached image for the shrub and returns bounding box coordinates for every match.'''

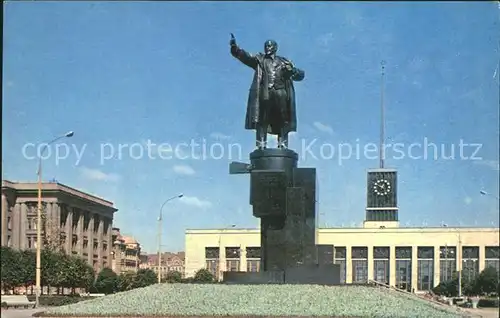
[165,270,182,283]
[478,298,500,308]
[36,295,94,307]
[1,301,7,308]
[193,268,215,283]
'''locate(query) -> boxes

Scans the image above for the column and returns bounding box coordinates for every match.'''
[389,245,396,287]
[411,246,418,292]
[345,245,352,284]
[456,243,462,272]
[46,202,53,246]
[20,203,27,249]
[239,246,247,272]
[433,246,440,287]
[219,246,226,281]
[106,218,112,265]
[87,213,94,264]
[65,206,73,254]
[12,203,21,248]
[77,210,84,255]
[367,245,374,281]
[97,217,104,270]
[1,194,8,246]
[479,245,485,272]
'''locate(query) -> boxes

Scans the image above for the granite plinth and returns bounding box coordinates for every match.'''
[228,148,340,285]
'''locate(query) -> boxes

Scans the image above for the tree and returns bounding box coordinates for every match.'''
[58,254,94,294]
[41,248,60,290]
[19,249,36,291]
[117,272,136,292]
[473,267,499,295]
[0,247,22,292]
[165,271,182,283]
[193,268,215,283]
[94,268,118,294]
[133,269,157,288]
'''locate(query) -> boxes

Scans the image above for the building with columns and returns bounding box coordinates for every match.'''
[185,223,500,292]
[1,180,117,272]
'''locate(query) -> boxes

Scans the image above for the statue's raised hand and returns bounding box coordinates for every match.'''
[230,33,237,46]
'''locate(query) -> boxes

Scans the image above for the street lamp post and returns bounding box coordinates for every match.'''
[157,194,183,284]
[218,224,236,281]
[457,231,462,297]
[35,131,74,308]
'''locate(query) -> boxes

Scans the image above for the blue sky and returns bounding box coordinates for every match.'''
[3,1,499,253]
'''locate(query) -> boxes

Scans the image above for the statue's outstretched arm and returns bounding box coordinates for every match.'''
[230,45,258,69]
[229,35,258,69]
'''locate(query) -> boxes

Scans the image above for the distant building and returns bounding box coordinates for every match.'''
[1,180,117,273]
[141,252,185,277]
[111,227,142,274]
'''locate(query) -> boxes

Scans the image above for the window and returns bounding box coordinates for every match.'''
[352,247,368,283]
[205,247,219,277]
[334,247,346,283]
[373,247,390,285]
[395,246,412,292]
[462,246,479,282]
[225,247,240,272]
[485,246,500,273]
[439,246,456,283]
[7,235,11,247]
[246,247,261,272]
[417,247,434,291]
[247,259,260,272]
[8,217,11,230]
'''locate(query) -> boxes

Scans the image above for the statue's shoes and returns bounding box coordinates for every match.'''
[256,140,267,149]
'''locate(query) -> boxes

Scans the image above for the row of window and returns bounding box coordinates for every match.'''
[204,245,499,290]
[205,246,500,260]
[204,257,499,291]
[206,259,261,278]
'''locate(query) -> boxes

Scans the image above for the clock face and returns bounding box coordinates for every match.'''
[373,179,391,196]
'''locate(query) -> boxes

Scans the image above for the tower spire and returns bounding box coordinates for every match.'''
[379,60,386,169]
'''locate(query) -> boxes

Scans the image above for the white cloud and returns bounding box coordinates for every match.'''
[79,167,120,182]
[474,160,500,171]
[172,164,195,176]
[210,132,231,140]
[313,121,334,135]
[179,196,212,208]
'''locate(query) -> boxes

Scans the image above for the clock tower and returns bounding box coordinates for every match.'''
[364,61,399,228]
[366,168,398,222]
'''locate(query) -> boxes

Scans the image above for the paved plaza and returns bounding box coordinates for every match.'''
[1,308,46,318]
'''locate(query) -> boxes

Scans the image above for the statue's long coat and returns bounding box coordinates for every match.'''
[231,47,303,135]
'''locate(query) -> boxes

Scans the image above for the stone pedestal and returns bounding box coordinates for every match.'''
[228,148,340,285]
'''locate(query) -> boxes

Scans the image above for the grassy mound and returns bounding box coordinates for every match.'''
[38,284,464,317]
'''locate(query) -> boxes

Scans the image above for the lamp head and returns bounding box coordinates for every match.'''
[178,194,184,198]
[65,131,74,138]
